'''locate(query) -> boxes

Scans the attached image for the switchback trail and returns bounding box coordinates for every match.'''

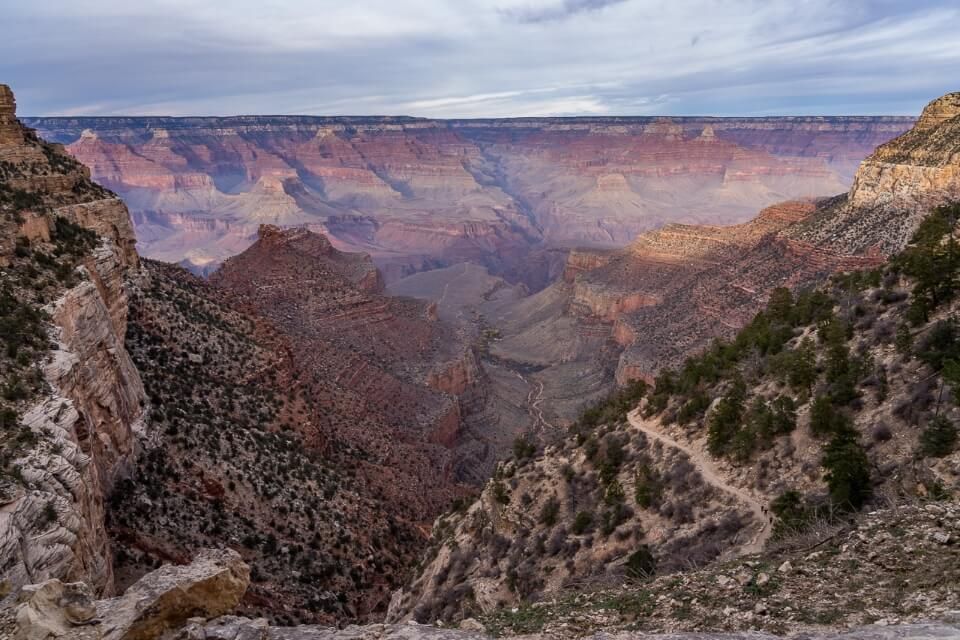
[626,408,772,554]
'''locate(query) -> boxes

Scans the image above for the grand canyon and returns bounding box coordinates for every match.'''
[27,115,912,286]
[2,10,960,640]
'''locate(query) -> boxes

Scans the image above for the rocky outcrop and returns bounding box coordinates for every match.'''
[795,92,960,254]
[48,246,146,490]
[428,351,480,397]
[209,227,478,518]
[0,85,21,145]
[13,548,248,640]
[3,244,144,593]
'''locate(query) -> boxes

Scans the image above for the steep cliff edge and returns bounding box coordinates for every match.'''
[0,85,146,597]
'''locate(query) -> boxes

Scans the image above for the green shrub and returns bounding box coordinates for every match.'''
[919,415,958,458]
[915,320,960,371]
[634,464,663,509]
[512,436,536,461]
[539,496,560,526]
[770,489,812,536]
[786,337,817,393]
[676,391,710,425]
[809,395,851,437]
[707,377,746,456]
[625,545,656,579]
[895,324,913,355]
[600,502,629,535]
[492,481,510,505]
[572,511,593,534]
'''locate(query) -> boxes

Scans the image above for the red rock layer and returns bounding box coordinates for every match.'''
[26,115,913,283]
[565,93,958,384]
[208,226,477,521]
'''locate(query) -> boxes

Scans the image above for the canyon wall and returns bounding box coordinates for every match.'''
[25,115,913,284]
[0,85,146,597]
[476,94,955,426]
[593,94,958,384]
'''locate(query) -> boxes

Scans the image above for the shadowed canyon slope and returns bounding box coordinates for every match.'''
[25,115,913,284]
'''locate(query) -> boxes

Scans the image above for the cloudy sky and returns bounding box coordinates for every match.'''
[2,0,958,117]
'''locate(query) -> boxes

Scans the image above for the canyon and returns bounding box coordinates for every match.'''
[0,85,513,625]
[391,93,960,625]
[25,115,913,285]
[2,79,960,640]
[427,94,957,433]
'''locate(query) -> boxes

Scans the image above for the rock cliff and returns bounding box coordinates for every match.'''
[209,225,483,515]
[794,92,960,254]
[0,85,146,598]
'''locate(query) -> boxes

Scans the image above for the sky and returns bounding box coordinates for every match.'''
[1,0,958,118]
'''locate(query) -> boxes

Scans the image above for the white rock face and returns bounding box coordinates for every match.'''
[0,241,146,599]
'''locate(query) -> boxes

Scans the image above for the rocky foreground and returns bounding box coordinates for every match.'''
[5,502,960,640]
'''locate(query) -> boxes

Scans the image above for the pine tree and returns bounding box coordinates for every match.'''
[822,428,871,510]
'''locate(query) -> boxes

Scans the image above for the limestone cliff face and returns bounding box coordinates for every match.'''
[0,86,21,146]
[47,245,146,491]
[796,92,960,254]
[849,94,960,211]
[0,85,145,598]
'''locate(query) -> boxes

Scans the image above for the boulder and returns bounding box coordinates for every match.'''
[16,580,97,640]
[14,549,249,640]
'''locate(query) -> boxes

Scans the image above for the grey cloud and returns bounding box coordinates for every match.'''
[503,0,630,24]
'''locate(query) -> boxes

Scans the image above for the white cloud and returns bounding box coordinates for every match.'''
[1,0,957,116]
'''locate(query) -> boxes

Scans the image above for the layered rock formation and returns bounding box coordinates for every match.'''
[0,85,146,597]
[25,115,913,284]
[209,225,477,518]
[477,93,956,420]
[794,92,960,254]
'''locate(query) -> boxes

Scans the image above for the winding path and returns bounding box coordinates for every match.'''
[514,372,556,434]
[626,408,772,554]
